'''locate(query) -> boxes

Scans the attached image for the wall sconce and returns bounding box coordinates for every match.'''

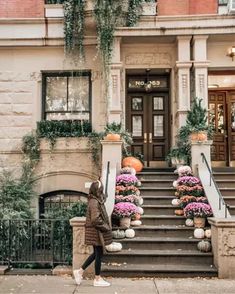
[227,46,235,61]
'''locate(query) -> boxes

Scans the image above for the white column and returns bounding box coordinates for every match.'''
[192,35,210,109]
[108,37,123,124]
[176,36,192,127]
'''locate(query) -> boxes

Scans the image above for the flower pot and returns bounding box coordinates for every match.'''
[190,131,207,142]
[193,217,206,228]
[104,133,121,141]
[142,2,157,15]
[120,217,131,228]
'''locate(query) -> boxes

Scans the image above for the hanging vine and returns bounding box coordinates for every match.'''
[64,0,85,61]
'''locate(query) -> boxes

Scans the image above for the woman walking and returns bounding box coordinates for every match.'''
[73,180,113,287]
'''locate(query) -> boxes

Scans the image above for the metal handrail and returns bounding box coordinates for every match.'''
[201,152,229,218]
[105,161,110,197]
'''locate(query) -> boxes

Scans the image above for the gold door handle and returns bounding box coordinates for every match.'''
[149,133,152,144]
[144,133,147,143]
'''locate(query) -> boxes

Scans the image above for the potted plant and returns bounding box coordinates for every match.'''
[186,98,214,142]
[184,202,213,228]
[112,202,138,228]
[166,145,189,167]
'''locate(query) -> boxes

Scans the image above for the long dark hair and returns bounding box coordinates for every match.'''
[89,180,105,201]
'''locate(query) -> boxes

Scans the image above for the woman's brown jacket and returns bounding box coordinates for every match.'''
[85,195,112,247]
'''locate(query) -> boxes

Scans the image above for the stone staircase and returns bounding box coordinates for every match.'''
[213,167,235,216]
[103,168,218,278]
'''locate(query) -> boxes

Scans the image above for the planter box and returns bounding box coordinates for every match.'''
[142,2,157,16]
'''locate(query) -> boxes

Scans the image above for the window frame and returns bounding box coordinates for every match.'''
[41,71,92,122]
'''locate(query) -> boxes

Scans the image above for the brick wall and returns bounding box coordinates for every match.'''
[158,0,218,16]
[0,0,44,18]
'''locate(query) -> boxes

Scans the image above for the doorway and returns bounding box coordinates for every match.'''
[126,73,170,167]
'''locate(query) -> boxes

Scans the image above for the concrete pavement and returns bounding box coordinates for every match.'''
[0,276,235,294]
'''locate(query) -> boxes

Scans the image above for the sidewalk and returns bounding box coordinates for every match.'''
[1,276,235,294]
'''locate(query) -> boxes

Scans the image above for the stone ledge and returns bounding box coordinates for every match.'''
[0,266,9,275]
[52,265,72,276]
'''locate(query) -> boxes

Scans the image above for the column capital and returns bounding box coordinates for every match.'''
[176,61,193,69]
[177,35,192,42]
[192,35,209,43]
[111,62,123,70]
[193,61,210,68]
[70,217,86,227]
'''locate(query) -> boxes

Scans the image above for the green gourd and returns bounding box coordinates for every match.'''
[197,240,212,252]
[112,230,125,239]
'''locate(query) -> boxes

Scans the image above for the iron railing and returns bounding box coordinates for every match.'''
[0,219,72,268]
[201,152,230,218]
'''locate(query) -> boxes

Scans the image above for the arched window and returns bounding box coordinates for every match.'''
[39,190,87,218]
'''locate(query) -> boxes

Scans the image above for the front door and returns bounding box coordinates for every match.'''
[126,75,170,167]
[209,90,235,165]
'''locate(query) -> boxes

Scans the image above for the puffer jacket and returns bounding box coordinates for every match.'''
[85,196,113,247]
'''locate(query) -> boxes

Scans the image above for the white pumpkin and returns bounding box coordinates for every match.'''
[137,207,144,215]
[173,180,178,188]
[136,181,142,187]
[194,228,205,239]
[205,229,212,239]
[172,198,180,206]
[105,242,122,252]
[137,197,144,206]
[125,228,135,238]
[130,220,142,226]
[197,240,211,252]
[185,218,194,227]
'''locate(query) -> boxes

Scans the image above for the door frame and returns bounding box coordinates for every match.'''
[125,72,171,167]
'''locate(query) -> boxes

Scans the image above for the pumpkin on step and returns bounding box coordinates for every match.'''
[185,218,194,227]
[174,209,184,216]
[122,157,143,172]
[204,229,212,239]
[194,228,205,239]
[130,220,142,226]
[125,228,135,238]
[172,198,180,206]
[105,242,122,252]
[197,240,211,252]
[112,230,125,239]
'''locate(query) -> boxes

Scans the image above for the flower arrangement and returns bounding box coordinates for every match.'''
[119,166,136,175]
[115,185,140,196]
[116,174,139,186]
[184,202,213,218]
[177,165,192,177]
[196,197,208,204]
[177,176,201,186]
[112,202,138,219]
[115,195,139,205]
[179,195,197,209]
[176,184,204,197]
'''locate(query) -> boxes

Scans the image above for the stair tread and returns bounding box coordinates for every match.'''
[140,187,174,190]
[140,179,174,182]
[142,204,177,208]
[102,263,217,272]
[141,215,185,219]
[134,225,195,230]
[116,237,209,242]
[105,249,213,256]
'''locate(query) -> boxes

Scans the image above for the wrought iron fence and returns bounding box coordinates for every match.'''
[45,0,65,4]
[0,219,72,268]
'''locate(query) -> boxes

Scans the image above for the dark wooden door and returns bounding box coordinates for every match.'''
[209,91,228,163]
[126,93,170,166]
[227,91,235,162]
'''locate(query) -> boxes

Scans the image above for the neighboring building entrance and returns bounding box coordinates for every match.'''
[126,73,170,167]
[209,90,235,166]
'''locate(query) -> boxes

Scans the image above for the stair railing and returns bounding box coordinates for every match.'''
[200,152,231,218]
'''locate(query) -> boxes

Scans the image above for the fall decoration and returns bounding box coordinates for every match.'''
[125,228,135,238]
[197,240,211,252]
[122,156,143,172]
[194,228,205,239]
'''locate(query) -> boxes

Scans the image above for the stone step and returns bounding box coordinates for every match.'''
[142,204,178,215]
[103,249,213,266]
[213,173,235,180]
[139,187,175,196]
[142,196,175,205]
[140,179,174,188]
[133,225,195,238]
[141,215,185,226]
[216,180,235,188]
[117,237,208,251]
[102,263,218,278]
[137,172,177,181]
[223,196,235,205]
[219,188,235,197]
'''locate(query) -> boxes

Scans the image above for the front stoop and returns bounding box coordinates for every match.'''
[103,169,218,278]
[0,266,9,275]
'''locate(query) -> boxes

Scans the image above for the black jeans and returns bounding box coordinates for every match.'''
[81,245,103,276]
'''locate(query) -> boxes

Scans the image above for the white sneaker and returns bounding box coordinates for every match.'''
[73,269,83,285]
[93,278,111,287]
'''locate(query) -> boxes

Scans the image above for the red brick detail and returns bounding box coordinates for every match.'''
[0,0,44,18]
[158,0,218,16]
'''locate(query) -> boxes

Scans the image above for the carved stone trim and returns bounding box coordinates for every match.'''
[125,53,172,66]
[221,230,235,256]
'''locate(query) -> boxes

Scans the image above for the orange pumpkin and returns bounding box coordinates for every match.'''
[134,213,141,220]
[122,157,143,172]
[190,132,207,142]
[174,209,184,216]
[104,133,121,141]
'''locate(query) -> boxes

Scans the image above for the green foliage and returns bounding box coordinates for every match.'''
[0,170,34,220]
[46,0,65,3]
[37,120,92,148]
[186,98,208,132]
[64,0,85,60]
[22,132,40,164]
[126,0,143,26]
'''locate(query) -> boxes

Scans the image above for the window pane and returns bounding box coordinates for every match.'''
[132,97,143,110]
[46,112,89,121]
[46,77,67,111]
[153,97,164,110]
[154,115,164,137]
[132,115,142,137]
[68,76,89,111]
[231,103,235,131]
